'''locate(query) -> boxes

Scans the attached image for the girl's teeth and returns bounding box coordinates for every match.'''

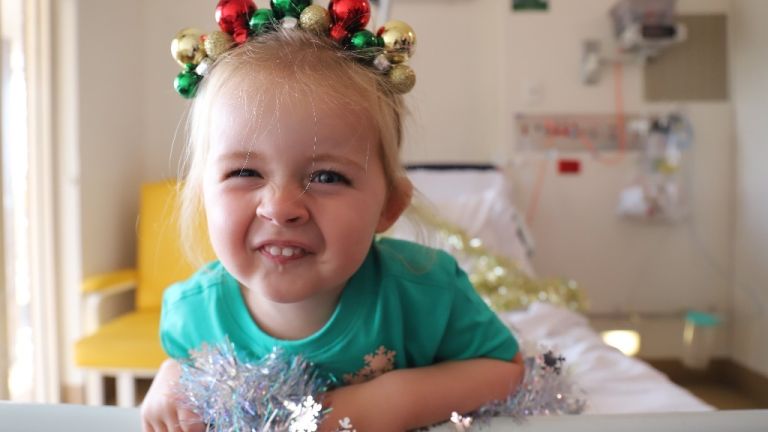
[265,246,303,257]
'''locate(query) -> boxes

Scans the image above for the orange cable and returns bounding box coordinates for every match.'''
[524,136,553,226]
[524,58,628,224]
[577,59,628,165]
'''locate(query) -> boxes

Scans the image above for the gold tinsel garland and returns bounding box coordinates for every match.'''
[403,203,588,312]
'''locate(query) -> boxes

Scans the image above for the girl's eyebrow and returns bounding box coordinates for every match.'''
[214,151,260,164]
[311,153,366,172]
[213,150,366,172]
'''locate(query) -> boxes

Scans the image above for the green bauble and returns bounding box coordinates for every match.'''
[349,29,379,49]
[349,30,381,59]
[270,0,312,19]
[271,0,312,19]
[249,9,276,34]
[174,69,202,99]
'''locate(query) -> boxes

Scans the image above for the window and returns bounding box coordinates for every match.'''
[1,0,59,403]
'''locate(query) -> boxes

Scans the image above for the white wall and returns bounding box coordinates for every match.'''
[729,0,768,377]
[392,0,508,163]
[57,0,144,389]
[76,1,144,274]
[139,1,212,181]
[504,0,734,320]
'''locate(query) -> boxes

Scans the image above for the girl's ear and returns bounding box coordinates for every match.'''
[375,176,413,233]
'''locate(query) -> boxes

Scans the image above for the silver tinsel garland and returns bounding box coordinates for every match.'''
[464,348,587,428]
[176,340,334,431]
[177,340,586,432]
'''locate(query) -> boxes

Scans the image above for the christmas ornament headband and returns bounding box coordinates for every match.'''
[171,0,417,99]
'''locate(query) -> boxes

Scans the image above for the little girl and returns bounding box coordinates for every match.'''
[142,3,523,431]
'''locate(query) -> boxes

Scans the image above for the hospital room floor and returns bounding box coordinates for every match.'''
[647,359,768,410]
[683,383,764,409]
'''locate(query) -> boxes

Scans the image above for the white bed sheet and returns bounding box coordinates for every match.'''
[500,302,713,414]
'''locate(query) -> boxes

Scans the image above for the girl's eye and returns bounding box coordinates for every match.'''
[227,168,260,178]
[310,170,350,185]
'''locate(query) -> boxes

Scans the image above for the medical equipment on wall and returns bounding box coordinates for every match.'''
[515,113,644,154]
[513,111,693,224]
[616,112,693,222]
[611,0,686,54]
[582,0,687,84]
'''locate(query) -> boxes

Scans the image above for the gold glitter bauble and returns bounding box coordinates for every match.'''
[388,64,416,94]
[204,30,235,61]
[378,20,416,64]
[171,27,207,67]
[299,5,331,35]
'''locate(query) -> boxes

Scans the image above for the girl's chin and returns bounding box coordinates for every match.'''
[241,280,327,303]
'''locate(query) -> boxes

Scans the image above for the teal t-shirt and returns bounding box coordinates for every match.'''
[160,237,519,384]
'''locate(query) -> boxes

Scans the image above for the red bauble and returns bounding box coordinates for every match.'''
[215,0,257,43]
[329,23,351,44]
[328,0,370,33]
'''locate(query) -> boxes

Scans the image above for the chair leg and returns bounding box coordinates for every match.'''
[116,372,136,407]
[85,371,104,406]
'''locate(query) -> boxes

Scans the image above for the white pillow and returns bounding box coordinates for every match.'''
[387,168,535,276]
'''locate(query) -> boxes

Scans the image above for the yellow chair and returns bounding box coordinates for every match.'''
[74,181,209,407]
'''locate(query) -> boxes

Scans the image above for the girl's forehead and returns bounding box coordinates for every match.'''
[208,85,379,159]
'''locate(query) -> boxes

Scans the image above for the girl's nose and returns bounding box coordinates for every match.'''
[256,184,310,226]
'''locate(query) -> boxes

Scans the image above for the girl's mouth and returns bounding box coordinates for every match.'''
[261,245,307,258]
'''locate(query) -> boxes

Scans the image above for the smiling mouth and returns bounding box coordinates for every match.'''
[259,245,308,259]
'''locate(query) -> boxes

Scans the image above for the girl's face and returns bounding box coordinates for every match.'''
[203,85,400,306]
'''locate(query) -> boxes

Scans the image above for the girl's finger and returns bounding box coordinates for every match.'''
[178,408,205,432]
[150,422,166,432]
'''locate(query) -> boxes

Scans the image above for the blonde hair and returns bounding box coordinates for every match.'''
[179,28,409,266]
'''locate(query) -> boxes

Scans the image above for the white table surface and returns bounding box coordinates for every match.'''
[2,402,767,432]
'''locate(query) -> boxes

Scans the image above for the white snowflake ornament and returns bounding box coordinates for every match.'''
[285,396,323,432]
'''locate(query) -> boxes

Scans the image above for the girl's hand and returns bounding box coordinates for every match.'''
[320,374,406,432]
[140,359,205,432]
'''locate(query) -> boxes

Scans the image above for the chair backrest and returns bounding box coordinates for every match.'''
[135,181,212,310]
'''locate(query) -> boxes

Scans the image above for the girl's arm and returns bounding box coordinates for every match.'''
[321,353,524,432]
[141,358,205,432]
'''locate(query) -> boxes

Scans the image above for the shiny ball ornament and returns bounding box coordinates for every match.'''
[377,20,416,64]
[204,30,235,60]
[329,23,350,45]
[329,0,370,33]
[195,57,213,76]
[174,69,203,99]
[373,53,391,72]
[388,63,416,94]
[215,0,257,43]
[171,28,207,67]
[349,29,380,50]
[249,8,276,34]
[348,29,381,58]
[299,4,331,35]
[281,16,299,29]
[271,0,312,19]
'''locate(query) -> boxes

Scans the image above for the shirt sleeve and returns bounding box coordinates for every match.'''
[433,259,519,362]
[159,283,193,360]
